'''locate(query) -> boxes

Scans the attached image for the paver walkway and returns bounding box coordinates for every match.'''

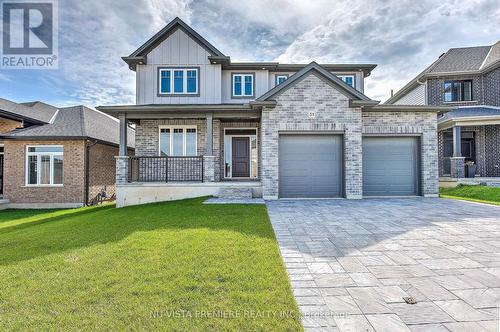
[266,198,500,331]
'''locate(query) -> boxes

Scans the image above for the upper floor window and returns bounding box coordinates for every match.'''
[159,126,197,156]
[232,73,254,98]
[444,80,472,102]
[158,68,198,95]
[26,146,63,186]
[337,75,355,88]
[275,75,288,85]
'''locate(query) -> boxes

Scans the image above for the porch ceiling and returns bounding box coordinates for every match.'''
[96,104,262,120]
[438,115,500,130]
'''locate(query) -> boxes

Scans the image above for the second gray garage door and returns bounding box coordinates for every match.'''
[279,134,342,198]
[363,136,420,196]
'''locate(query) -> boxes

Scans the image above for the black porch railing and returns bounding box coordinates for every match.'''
[129,156,204,182]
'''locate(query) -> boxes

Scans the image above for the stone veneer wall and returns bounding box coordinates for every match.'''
[261,73,439,199]
[135,119,208,156]
[3,140,86,205]
[362,111,439,196]
[261,73,363,199]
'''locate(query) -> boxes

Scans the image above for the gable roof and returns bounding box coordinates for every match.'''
[257,62,374,102]
[123,17,224,70]
[386,40,500,105]
[0,98,57,124]
[1,104,135,147]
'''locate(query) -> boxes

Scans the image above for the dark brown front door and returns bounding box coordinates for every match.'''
[232,137,250,177]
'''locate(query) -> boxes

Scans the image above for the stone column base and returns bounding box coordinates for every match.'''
[115,156,130,184]
[450,157,465,178]
[203,156,216,182]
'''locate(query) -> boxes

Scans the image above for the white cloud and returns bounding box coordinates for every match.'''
[57,0,193,106]
[275,0,500,101]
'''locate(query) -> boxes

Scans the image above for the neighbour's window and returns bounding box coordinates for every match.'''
[159,127,197,156]
[337,75,355,88]
[232,73,254,97]
[158,68,198,95]
[444,80,472,102]
[275,75,288,85]
[26,146,63,186]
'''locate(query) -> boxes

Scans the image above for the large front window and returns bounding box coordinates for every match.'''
[26,146,63,186]
[444,80,472,102]
[159,127,197,156]
[158,68,198,95]
[232,73,254,97]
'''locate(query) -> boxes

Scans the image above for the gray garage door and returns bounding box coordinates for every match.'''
[363,136,420,196]
[279,134,342,198]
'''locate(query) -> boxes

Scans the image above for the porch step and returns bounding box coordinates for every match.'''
[0,198,10,210]
[217,187,253,199]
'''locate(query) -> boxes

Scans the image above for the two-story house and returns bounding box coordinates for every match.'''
[98,17,447,207]
[385,41,500,185]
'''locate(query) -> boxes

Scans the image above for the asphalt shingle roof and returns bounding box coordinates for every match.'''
[438,106,500,122]
[0,98,57,123]
[2,103,135,147]
[428,46,491,73]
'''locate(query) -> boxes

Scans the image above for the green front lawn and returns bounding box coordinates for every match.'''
[0,198,302,331]
[440,184,500,206]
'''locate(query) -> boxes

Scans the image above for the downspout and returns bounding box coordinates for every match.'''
[84,139,98,206]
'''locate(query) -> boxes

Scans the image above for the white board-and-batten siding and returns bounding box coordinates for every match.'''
[136,28,222,104]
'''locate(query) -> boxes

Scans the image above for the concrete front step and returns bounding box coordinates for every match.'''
[217,187,253,199]
[0,198,10,210]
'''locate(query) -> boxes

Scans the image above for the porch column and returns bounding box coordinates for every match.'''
[119,113,128,156]
[206,112,213,156]
[116,113,129,185]
[450,125,465,178]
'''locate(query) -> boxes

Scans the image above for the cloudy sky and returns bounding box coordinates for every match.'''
[1,0,499,107]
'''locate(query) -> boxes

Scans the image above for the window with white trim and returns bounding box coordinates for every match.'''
[26,146,63,186]
[159,127,197,156]
[337,75,355,88]
[275,75,288,85]
[159,68,198,95]
[232,73,254,97]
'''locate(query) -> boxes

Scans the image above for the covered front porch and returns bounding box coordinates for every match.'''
[438,107,500,184]
[97,103,269,206]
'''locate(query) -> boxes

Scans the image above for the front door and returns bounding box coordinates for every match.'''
[232,137,250,177]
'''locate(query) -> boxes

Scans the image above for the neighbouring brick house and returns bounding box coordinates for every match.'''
[386,41,500,182]
[98,17,446,207]
[0,98,134,208]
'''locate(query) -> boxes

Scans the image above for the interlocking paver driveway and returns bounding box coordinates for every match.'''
[266,198,500,331]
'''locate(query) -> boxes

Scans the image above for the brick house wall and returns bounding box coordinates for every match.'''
[427,75,482,106]
[484,68,500,107]
[0,118,22,134]
[261,73,439,199]
[485,125,500,176]
[362,111,438,196]
[427,69,500,107]
[87,142,120,202]
[3,140,86,206]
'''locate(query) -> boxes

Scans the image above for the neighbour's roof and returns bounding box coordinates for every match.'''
[385,40,500,105]
[0,98,57,123]
[1,102,135,147]
[428,46,492,73]
[438,106,500,122]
